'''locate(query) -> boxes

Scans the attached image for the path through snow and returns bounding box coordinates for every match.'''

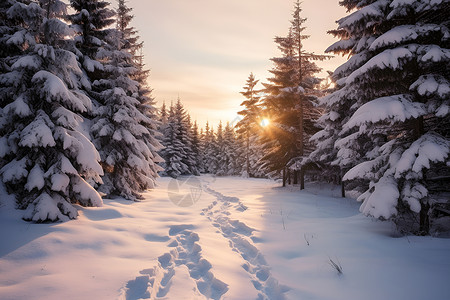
[122,224,228,299]
[2,176,450,300]
[121,177,288,300]
[202,182,289,300]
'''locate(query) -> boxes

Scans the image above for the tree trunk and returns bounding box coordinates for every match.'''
[288,170,292,185]
[282,167,286,187]
[300,168,305,190]
[340,168,345,198]
[419,201,430,235]
[293,170,298,185]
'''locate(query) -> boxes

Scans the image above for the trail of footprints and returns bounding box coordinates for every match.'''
[202,185,288,300]
[123,182,287,299]
[123,224,228,300]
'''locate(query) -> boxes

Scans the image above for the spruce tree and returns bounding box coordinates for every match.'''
[90,29,163,199]
[235,73,262,177]
[0,0,103,222]
[191,121,204,173]
[70,0,163,199]
[324,0,449,234]
[260,1,326,185]
[173,99,198,176]
[68,0,115,78]
[214,121,225,175]
[201,121,218,174]
[159,103,189,178]
[116,0,141,63]
[216,122,236,176]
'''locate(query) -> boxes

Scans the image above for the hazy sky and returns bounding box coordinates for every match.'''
[128,0,348,128]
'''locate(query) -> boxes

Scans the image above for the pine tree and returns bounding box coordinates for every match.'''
[202,121,218,174]
[68,0,115,78]
[260,1,326,185]
[159,103,189,178]
[216,122,236,175]
[324,0,450,234]
[70,0,163,200]
[115,0,164,192]
[90,30,163,199]
[0,0,103,222]
[174,99,198,176]
[213,121,225,174]
[191,121,204,173]
[116,0,142,63]
[235,73,262,177]
[0,0,22,75]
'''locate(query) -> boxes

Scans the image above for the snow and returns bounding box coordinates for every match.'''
[346,47,413,84]
[11,55,41,70]
[50,173,70,192]
[338,0,387,29]
[410,74,450,98]
[390,0,444,10]
[83,57,103,73]
[370,25,418,50]
[420,45,450,63]
[358,173,400,219]
[25,164,45,192]
[52,106,83,128]
[3,94,32,118]
[1,176,450,300]
[0,157,28,183]
[19,110,56,148]
[54,128,103,175]
[395,133,450,177]
[71,177,103,207]
[32,71,88,113]
[60,155,78,175]
[402,182,427,213]
[343,94,426,129]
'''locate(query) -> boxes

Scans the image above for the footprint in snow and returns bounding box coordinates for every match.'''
[202,184,289,300]
[121,224,228,300]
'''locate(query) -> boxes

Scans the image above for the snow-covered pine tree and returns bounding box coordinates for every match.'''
[228,122,246,176]
[191,121,204,173]
[0,0,22,75]
[215,122,236,176]
[201,121,218,174]
[90,29,163,199]
[68,0,115,79]
[116,0,140,58]
[157,101,168,173]
[159,103,189,178]
[115,0,164,191]
[260,1,326,186]
[326,0,449,234]
[173,99,198,176]
[235,72,264,177]
[0,0,103,222]
[260,29,302,181]
[213,121,226,175]
[184,114,200,176]
[159,101,168,125]
[247,133,268,178]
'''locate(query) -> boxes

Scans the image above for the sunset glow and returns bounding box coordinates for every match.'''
[260,118,270,127]
[128,0,347,128]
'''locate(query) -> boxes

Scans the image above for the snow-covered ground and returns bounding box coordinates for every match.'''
[1,175,449,300]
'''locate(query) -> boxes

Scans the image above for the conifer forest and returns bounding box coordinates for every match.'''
[0,1,449,299]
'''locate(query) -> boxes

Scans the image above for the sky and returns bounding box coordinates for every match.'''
[128,0,349,129]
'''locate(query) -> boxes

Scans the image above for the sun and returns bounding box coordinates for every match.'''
[260,118,270,127]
